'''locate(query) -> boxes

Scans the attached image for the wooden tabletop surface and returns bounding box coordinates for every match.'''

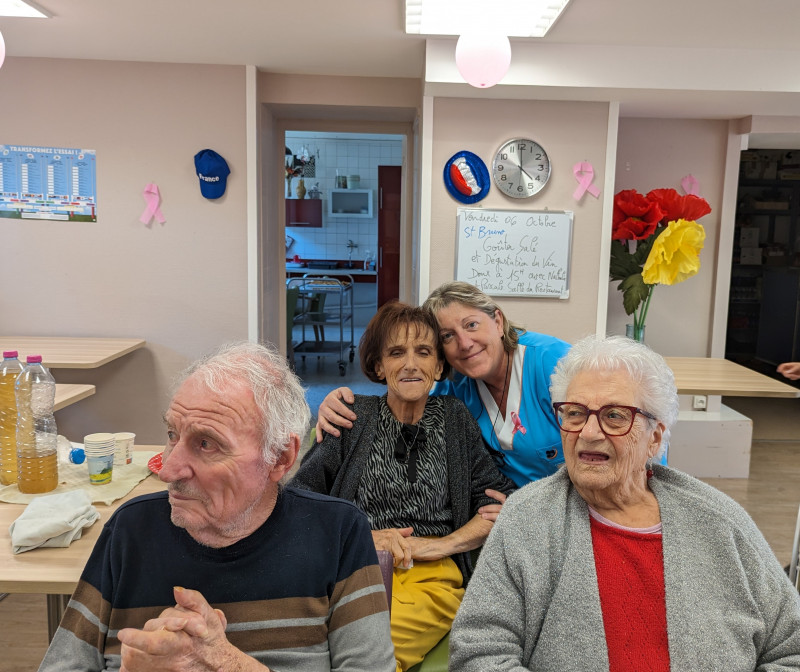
[0,446,166,594]
[53,384,96,411]
[0,337,145,369]
[665,357,800,398]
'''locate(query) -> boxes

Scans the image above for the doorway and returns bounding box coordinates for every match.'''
[283,130,406,391]
[726,147,800,381]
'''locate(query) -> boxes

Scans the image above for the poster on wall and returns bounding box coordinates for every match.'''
[0,145,97,221]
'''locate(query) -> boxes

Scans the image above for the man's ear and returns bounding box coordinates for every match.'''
[270,434,301,482]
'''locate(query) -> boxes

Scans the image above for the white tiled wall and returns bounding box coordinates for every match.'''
[285,131,403,265]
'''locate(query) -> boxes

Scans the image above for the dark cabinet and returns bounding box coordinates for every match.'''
[756,268,800,364]
[286,199,322,228]
[726,149,800,364]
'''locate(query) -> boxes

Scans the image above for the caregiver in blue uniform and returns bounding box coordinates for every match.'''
[316,282,570,488]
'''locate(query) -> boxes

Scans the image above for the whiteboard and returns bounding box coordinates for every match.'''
[455,208,574,298]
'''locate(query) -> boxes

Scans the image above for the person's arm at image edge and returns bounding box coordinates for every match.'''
[314,387,357,441]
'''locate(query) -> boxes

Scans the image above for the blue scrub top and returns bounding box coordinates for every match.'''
[432,330,570,487]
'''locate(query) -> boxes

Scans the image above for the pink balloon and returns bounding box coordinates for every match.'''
[455,34,511,89]
[0,30,5,70]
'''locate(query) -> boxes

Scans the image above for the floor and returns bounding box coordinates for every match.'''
[2,391,798,671]
[291,324,385,422]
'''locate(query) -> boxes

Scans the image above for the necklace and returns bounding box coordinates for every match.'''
[491,351,512,431]
[394,422,424,484]
[397,422,422,458]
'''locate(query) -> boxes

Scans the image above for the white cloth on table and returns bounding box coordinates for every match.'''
[9,489,100,554]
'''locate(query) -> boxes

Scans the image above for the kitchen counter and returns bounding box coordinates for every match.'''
[295,267,376,276]
[286,266,377,282]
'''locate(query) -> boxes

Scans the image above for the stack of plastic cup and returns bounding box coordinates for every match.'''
[83,433,116,485]
[113,432,135,466]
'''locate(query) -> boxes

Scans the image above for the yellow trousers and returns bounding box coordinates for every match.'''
[390,556,464,672]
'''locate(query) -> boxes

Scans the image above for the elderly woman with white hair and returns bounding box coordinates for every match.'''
[450,335,800,672]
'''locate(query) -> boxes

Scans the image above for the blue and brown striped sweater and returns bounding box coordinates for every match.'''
[39,487,395,672]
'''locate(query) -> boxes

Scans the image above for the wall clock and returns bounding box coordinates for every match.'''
[492,138,551,198]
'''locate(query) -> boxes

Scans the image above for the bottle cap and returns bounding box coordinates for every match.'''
[69,448,86,464]
[2,351,18,358]
[26,355,43,364]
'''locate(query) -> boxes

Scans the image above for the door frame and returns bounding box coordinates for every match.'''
[261,113,417,353]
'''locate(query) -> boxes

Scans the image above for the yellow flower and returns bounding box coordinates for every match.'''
[642,218,705,285]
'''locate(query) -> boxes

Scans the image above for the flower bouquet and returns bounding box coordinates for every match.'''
[609,187,711,341]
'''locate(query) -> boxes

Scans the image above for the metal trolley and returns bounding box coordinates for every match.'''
[287,274,356,376]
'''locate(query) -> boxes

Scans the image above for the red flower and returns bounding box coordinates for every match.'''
[612,189,664,240]
[647,188,711,223]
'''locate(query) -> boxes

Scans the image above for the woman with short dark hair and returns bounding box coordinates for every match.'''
[291,301,515,672]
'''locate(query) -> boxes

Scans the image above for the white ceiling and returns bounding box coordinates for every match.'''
[2,0,800,125]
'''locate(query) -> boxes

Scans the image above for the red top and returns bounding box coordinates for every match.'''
[590,515,670,672]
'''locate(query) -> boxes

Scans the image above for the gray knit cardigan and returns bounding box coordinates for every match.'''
[291,394,516,584]
[449,464,800,671]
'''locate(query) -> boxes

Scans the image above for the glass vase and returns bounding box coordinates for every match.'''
[626,323,646,343]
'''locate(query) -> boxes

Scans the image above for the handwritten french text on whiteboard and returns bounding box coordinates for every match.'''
[455,208,573,298]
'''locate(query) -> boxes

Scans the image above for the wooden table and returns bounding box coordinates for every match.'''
[663,358,799,479]
[54,384,95,411]
[0,446,166,637]
[0,337,145,369]
[665,357,800,398]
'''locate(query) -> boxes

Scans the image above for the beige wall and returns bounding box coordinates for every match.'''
[610,118,728,355]
[0,57,249,444]
[428,98,612,343]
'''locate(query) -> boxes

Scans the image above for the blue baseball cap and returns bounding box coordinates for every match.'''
[194,149,230,199]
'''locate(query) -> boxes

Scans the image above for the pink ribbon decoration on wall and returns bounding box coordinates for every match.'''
[572,161,601,200]
[510,411,527,436]
[140,183,166,225]
[681,174,700,196]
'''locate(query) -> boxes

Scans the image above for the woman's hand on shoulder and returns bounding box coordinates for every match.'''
[478,488,508,523]
[372,527,414,568]
[314,387,357,442]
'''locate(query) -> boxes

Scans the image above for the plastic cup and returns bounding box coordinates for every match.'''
[87,453,114,485]
[84,433,116,453]
[113,432,135,466]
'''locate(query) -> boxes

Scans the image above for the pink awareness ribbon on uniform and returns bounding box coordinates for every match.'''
[140,183,166,225]
[572,161,601,200]
[681,174,700,196]
[510,411,527,436]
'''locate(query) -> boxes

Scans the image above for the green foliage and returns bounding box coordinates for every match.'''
[618,274,651,315]
[609,226,664,315]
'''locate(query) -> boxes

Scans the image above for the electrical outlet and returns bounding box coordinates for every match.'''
[692,395,707,411]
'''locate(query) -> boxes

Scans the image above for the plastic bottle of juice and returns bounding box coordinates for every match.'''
[16,355,58,494]
[0,351,24,485]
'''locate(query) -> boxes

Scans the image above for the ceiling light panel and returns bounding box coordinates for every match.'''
[405,0,570,37]
[0,0,49,18]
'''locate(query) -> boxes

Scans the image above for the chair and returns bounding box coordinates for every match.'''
[308,292,327,345]
[294,292,327,346]
[377,549,393,610]
[407,633,449,672]
[789,502,800,590]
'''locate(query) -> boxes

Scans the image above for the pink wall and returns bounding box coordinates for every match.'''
[429,98,611,343]
[0,57,249,443]
[611,118,728,355]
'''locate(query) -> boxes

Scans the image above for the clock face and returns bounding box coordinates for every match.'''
[492,138,551,198]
